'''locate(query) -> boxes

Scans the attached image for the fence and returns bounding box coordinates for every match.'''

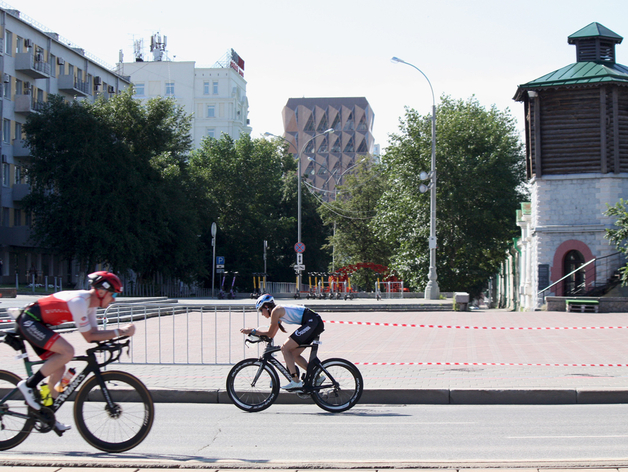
[375,281,404,299]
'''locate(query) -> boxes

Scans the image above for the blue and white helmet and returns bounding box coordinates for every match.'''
[255,294,274,311]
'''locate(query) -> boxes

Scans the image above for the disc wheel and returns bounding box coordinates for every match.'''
[226,359,279,412]
[0,370,35,450]
[74,371,154,453]
[311,358,363,413]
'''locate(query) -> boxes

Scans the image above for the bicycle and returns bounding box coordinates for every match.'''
[0,329,155,453]
[226,334,363,413]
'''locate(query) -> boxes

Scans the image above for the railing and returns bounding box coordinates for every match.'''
[375,281,405,299]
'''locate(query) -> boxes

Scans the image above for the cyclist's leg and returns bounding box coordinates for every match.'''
[281,339,306,379]
[42,337,74,398]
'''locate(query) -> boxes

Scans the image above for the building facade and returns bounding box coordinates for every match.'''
[0,6,130,285]
[282,97,375,201]
[510,22,628,311]
[120,45,251,148]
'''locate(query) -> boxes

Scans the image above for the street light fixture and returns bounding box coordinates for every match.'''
[391,56,440,300]
[264,128,335,292]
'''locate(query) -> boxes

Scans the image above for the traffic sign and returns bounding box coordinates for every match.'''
[294,242,305,253]
[216,256,225,265]
[216,268,225,273]
[295,264,305,270]
[297,253,303,264]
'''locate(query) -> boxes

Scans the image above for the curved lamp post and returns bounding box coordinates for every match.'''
[391,56,440,300]
[265,128,335,291]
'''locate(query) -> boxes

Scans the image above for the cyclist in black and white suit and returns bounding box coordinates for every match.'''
[241,294,324,390]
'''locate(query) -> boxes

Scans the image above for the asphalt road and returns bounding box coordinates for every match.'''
[2,403,628,468]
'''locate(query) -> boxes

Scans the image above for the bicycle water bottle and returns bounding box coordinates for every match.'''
[40,384,53,407]
[55,367,76,392]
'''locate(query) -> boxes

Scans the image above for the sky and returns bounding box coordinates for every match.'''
[11,0,628,151]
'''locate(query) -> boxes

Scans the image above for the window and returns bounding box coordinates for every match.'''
[49,54,56,78]
[3,119,10,143]
[15,79,22,96]
[343,112,354,131]
[4,30,11,56]
[13,209,21,226]
[344,136,355,153]
[203,81,210,95]
[165,82,174,95]
[4,78,10,101]
[2,163,9,187]
[2,208,9,227]
[15,36,22,54]
[134,82,145,96]
[14,165,21,184]
[213,81,218,95]
[14,122,21,142]
[206,128,215,138]
[207,105,215,118]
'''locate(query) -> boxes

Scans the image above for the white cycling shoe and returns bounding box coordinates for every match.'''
[54,421,72,432]
[17,380,40,410]
[281,380,303,390]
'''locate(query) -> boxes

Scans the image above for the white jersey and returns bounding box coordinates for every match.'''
[280,305,307,325]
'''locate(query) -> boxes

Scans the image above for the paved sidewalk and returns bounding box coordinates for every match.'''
[4,294,628,404]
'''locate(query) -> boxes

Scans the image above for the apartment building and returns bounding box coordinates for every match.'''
[282,97,375,201]
[120,42,251,148]
[0,6,130,284]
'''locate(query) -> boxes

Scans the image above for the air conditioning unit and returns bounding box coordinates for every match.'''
[107,85,115,93]
[24,39,33,48]
[57,57,65,65]
[34,53,43,62]
[3,73,9,83]
[93,76,102,86]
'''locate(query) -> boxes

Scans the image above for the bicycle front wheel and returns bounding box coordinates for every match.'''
[74,371,154,453]
[226,359,279,412]
[0,370,34,450]
[311,358,363,413]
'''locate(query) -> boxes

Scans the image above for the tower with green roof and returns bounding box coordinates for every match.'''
[512,23,627,310]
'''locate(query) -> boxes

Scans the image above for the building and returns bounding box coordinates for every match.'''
[510,22,628,311]
[0,6,130,285]
[120,40,251,148]
[282,97,375,201]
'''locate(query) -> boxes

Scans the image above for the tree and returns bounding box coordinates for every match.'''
[317,159,392,289]
[22,92,200,281]
[189,134,331,289]
[605,199,628,285]
[375,96,527,297]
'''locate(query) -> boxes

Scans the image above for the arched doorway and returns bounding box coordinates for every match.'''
[563,250,585,295]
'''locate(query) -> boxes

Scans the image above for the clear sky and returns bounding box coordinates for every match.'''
[12,0,628,151]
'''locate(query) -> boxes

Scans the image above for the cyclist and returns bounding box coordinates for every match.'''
[241,294,324,390]
[15,271,135,430]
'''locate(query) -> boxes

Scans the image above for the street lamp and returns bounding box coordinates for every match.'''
[391,56,440,300]
[264,128,335,291]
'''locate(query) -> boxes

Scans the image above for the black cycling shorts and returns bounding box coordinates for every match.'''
[290,308,325,345]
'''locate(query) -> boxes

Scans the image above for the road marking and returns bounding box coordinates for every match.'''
[295,422,476,425]
[508,435,628,439]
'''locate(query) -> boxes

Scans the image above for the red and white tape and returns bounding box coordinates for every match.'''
[355,361,628,367]
[323,320,628,330]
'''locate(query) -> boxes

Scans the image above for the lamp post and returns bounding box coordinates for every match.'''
[391,56,440,300]
[264,128,335,291]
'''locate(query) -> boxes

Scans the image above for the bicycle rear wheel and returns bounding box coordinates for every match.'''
[74,371,154,453]
[0,370,34,450]
[311,358,363,413]
[226,359,279,412]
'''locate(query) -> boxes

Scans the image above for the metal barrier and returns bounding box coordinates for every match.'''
[102,303,263,365]
[375,281,404,299]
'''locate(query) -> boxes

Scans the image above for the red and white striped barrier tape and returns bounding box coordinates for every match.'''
[323,320,628,330]
[355,361,628,367]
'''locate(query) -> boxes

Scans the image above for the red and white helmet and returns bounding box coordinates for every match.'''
[88,271,123,293]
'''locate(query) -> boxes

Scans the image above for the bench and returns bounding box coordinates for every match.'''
[566,299,599,313]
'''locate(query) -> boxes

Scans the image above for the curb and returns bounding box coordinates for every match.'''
[148,388,628,405]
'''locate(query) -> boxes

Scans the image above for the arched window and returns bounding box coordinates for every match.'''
[563,250,585,295]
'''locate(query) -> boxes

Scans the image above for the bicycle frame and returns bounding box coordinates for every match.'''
[1,331,129,416]
[250,337,330,393]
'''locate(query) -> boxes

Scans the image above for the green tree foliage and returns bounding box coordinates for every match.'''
[22,92,201,281]
[189,134,331,289]
[605,199,628,285]
[375,96,527,297]
[316,159,392,289]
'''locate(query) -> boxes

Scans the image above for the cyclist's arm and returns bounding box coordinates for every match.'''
[80,323,135,343]
[249,307,284,338]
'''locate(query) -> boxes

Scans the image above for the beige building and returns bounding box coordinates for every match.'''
[282,97,375,201]
[0,5,130,285]
[120,43,251,148]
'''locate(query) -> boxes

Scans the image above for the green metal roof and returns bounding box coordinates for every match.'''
[568,22,623,44]
[514,61,628,100]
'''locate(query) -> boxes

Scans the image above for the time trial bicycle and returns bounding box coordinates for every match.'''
[226,334,363,413]
[0,329,154,453]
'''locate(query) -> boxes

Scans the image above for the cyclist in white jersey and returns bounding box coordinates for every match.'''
[241,294,324,390]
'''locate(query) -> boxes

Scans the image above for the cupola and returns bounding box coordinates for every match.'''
[568,22,623,63]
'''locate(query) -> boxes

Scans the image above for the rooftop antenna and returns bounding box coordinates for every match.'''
[133,38,144,62]
[150,33,167,61]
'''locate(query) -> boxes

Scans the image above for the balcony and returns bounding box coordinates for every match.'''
[13,139,30,157]
[0,225,31,247]
[57,75,90,96]
[12,183,30,201]
[15,94,45,114]
[15,52,51,79]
